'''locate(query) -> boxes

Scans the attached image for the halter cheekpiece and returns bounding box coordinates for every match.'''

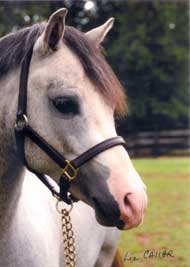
[14,45,127,204]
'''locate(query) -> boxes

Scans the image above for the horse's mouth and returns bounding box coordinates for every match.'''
[95,212,125,229]
[92,197,125,229]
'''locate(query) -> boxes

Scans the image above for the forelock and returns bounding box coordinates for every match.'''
[0,23,126,116]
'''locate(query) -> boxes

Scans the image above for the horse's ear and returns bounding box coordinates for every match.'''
[41,8,67,54]
[85,18,114,47]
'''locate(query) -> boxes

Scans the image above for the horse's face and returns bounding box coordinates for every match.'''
[25,9,147,230]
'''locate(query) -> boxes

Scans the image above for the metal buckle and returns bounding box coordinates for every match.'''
[14,114,29,131]
[61,160,78,182]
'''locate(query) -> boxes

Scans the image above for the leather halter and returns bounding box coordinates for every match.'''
[14,45,127,204]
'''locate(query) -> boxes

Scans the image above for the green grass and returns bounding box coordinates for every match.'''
[119,157,190,267]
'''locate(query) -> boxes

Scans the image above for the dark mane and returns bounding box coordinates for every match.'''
[0,24,126,115]
[0,24,45,79]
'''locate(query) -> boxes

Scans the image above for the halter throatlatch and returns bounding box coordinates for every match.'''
[15,45,127,205]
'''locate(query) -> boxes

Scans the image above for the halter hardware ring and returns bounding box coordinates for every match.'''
[15,114,29,131]
[61,160,78,182]
[56,198,74,214]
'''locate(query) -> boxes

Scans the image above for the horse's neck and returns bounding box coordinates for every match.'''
[0,85,62,266]
[0,165,25,231]
[0,71,24,227]
[0,117,24,229]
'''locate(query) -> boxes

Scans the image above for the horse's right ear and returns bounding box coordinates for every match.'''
[36,8,67,54]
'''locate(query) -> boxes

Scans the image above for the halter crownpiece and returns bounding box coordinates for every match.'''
[15,44,127,204]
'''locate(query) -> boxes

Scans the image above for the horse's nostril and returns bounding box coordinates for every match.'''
[124,192,132,206]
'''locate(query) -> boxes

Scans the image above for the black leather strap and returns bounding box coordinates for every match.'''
[24,124,126,171]
[24,125,67,168]
[16,47,33,120]
[72,136,126,168]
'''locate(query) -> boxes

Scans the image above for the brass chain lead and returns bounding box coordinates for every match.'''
[56,200,76,267]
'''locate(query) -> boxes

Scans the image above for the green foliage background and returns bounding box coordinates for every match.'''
[0,0,189,132]
[120,157,190,267]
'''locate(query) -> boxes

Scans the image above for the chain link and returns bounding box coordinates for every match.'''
[56,200,76,267]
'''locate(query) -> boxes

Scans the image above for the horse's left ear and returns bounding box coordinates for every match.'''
[40,8,67,54]
[85,18,114,47]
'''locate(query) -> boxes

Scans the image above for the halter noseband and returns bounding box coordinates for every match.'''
[14,46,127,204]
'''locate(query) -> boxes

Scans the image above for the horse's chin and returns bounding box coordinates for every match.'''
[95,211,125,230]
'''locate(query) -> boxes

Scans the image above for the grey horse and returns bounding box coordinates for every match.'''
[0,9,147,267]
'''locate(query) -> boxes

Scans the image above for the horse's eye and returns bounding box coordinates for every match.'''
[52,97,79,115]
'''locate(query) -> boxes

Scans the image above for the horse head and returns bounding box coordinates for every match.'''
[22,8,148,230]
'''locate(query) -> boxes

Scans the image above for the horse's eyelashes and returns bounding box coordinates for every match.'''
[52,97,79,116]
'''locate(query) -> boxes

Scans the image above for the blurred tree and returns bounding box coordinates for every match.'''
[102,1,189,132]
[0,0,188,132]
